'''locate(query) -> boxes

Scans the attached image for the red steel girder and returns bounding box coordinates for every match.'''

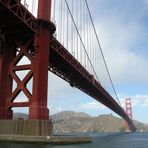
[0,36,16,119]
[7,38,34,110]
[0,0,53,121]
[50,37,92,83]
[0,0,36,32]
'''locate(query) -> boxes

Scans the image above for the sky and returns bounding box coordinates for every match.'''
[15,0,148,124]
[88,0,148,123]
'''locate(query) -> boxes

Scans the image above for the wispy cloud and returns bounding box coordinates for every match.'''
[120,94,148,108]
[143,0,148,5]
[80,101,106,110]
[92,1,148,84]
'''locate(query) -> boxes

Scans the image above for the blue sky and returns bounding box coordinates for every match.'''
[15,0,148,124]
[85,0,148,123]
[47,0,148,123]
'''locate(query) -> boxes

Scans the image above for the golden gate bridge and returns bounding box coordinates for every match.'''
[0,0,136,139]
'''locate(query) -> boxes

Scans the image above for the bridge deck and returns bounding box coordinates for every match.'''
[49,37,135,131]
[0,0,136,131]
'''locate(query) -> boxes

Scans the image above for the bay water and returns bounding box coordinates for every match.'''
[0,132,148,148]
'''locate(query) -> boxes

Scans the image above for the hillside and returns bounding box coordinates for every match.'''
[52,111,148,132]
[52,111,91,133]
[13,111,148,132]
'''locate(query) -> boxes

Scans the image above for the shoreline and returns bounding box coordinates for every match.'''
[0,135,92,144]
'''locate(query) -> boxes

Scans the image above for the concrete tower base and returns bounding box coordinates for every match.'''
[0,119,53,136]
[0,120,92,144]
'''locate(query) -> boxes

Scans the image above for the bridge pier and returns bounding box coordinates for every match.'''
[0,119,53,136]
[27,0,52,135]
[0,36,16,119]
[0,0,54,137]
[28,0,51,121]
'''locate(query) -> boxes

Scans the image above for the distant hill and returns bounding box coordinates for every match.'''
[13,111,148,132]
[133,120,148,131]
[52,111,148,132]
[52,111,91,121]
[52,111,91,133]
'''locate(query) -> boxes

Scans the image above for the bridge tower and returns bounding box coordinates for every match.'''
[125,98,133,130]
[0,0,54,136]
[125,98,132,120]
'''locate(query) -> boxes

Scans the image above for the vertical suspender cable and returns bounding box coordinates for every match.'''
[71,0,74,55]
[86,2,89,72]
[59,0,62,41]
[76,0,78,60]
[73,1,75,57]
[31,0,34,14]
[83,0,86,68]
[66,0,69,50]
[65,0,99,82]
[63,1,65,46]
[61,0,64,44]
[80,0,82,63]
[89,15,92,74]
[81,0,83,65]
[84,0,121,106]
[53,0,56,21]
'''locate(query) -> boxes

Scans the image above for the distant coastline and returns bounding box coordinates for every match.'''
[13,111,148,133]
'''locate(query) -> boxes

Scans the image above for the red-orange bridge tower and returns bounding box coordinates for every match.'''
[0,0,136,136]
